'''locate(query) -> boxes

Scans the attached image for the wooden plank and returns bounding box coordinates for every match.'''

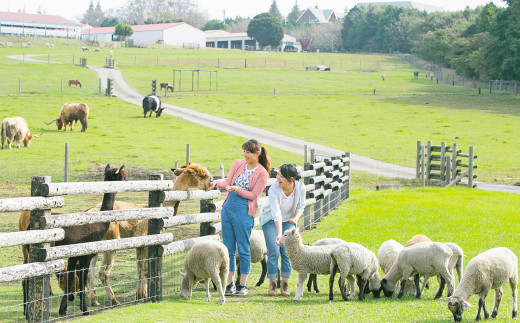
[43,207,175,228]
[339,175,350,183]
[326,170,340,178]
[305,198,316,207]
[299,170,316,178]
[323,166,334,172]
[310,188,324,198]
[42,180,174,196]
[309,162,326,170]
[161,235,221,256]
[0,196,64,212]
[304,184,315,192]
[0,260,65,283]
[43,233,173,261]
[0,228,64,248]
[162,212,221,228]
[163,189,220,202]
[309,175,326,184]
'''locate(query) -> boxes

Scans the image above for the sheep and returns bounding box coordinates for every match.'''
[329,242,382,301]
[442,247,518,322]
[378,240,416,296]
[307,238,348,293]
[380,241,455,299]
[179,239,229,305]
[279,228,337,301]
[405,234,432,247]
[235,230,271,287]
[418,242,464,296]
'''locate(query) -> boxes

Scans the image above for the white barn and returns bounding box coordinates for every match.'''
[0,11,80,38]
[81,22,206,47]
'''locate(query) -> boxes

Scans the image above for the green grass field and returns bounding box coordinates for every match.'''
[1,39,519,322]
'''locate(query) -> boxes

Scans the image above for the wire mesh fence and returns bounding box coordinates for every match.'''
[398,53,519,95]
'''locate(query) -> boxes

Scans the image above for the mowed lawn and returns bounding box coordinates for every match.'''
[68,187,520,322]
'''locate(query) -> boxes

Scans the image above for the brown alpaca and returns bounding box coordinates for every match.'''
[87,163,212,306]
[68,80,82,88]
[57,164,127,316]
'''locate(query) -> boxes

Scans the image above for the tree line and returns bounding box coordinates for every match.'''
[341,1,520,81]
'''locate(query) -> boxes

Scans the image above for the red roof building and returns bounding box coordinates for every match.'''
[0,11,80,38]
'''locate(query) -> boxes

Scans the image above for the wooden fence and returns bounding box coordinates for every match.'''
[416,141,477,188]
[0,153,350,322]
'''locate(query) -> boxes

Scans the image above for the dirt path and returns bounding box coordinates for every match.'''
[8,54,520,193]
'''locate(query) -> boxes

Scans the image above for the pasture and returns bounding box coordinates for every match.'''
[65,187,520,322]
[0,39,519,322]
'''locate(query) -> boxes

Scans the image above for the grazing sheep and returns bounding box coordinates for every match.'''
[279,228,337,301]
[307,238,348,293]
[329,242,382,301]
[419,242,465,296]
[381,74,385,81]
[81,46,89,51]
[236,230,270,287]
[442,247,518,322]
[94,47,100,52]
[179,239,229,305]
[405,234,432,247]
[380,242,455,299]
[378,240,416,296]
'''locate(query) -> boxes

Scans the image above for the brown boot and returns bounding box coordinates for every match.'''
[268,279,277,296]
[281,280,290,296]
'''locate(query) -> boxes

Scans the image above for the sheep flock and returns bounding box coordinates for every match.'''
[184,232,518,322]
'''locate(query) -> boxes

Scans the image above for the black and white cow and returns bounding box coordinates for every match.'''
[142,95,164,118]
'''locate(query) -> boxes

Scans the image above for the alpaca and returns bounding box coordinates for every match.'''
[57,164,127,316]
[87,163,212,306]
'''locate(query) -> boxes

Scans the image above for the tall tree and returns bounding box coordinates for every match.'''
[247,12,284,49]
[269,0,284,24]
[286,0,303,29]
[114,22,133,40]
[81,1,105,27]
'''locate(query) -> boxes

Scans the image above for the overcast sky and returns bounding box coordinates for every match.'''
[0,0,507,23]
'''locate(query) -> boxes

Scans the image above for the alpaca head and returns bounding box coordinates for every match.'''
[171,163,211,190]
[104,164,127,182]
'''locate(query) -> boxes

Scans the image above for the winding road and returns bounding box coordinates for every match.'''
[10,54,520,193]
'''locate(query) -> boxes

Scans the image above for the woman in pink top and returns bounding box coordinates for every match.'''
[208,139,270,296]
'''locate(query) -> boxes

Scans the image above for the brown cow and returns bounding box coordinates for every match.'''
[45,103,89,132]
[1,117,40,149]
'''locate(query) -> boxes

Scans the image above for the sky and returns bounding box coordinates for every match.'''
[0,0,507,23]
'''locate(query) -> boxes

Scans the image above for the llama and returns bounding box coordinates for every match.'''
[87,163,212,306]
[57,164,127,316]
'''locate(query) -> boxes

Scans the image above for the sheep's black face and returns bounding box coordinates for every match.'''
[156,107,164,117]
[371,289,381,298]
[380,279,394,298]
[447,300,464,322]
[179,276,190,300]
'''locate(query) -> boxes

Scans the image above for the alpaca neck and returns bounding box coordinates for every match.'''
[100,192,117,212]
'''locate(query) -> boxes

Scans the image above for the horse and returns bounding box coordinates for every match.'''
[68,80,82,88]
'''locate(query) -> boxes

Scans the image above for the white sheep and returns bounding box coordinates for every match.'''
[235,230,271,287]
[380,241,455,299]
[307,238,348,293]
[179,239,229,305]
[419,242,464,295]
[329,242,382,301]
[279,228,337,301]
[378,240,416,296]
[442,247,518,322]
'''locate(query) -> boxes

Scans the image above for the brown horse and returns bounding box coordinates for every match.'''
[68,80,82,88]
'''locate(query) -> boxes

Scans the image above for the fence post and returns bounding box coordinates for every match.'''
[220,164,225,179]
[147,174,164,302]
[303,159,312,230]
[451,143,458,181]
[186,144,190,165]
[64,143,69,182]
[27,176,52,322]
[426,141,432,180]
[345,152,351,199]
[445,155,451,186]
[440,142,446,181]
[200,199,216,236]
[420,145,425,187]
[416,141,422,178]
[468,146,475,188]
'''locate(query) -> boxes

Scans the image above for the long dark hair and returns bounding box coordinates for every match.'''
[242,139,270,172]
[279,164,301,181]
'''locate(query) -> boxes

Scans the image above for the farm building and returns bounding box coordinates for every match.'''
[0,11,80,38]
[205,30,301,52]
[296,8,345,24]
[355,1,444,13]
[81,22,206,47]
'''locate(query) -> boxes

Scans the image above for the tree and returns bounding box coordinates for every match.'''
[101,16,118,27]
[286,1,303,30]
[114,23,133,41]
[247,13,284,49]
[116,0,208,27]
[81,0,105,27]
[226,17,250,32]
[268,0,284,24]
[202,19,226,30]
